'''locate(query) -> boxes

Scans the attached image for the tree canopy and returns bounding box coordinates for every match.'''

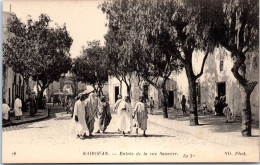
[72,40,108,95]
[3,13,73,107]
[101,0,216,120]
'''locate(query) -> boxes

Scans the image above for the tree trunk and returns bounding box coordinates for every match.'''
[230,53,258,136]
[120,80,122,95]
[240,88,252,136]
[184,51,199,126]
[161,81,168,118]
[37,89,45,109]
[126,85,131,102]
[238,82,257,136]
[187,77,199,125]
[99,87,103,96]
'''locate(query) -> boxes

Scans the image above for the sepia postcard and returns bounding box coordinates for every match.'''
[2,0,259,163]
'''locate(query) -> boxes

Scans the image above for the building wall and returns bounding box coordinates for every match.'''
[108,74,177,109]
[108,47,259,122]
[174,47,259,122]
[2,11,28,108]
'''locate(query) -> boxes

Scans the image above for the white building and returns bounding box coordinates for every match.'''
[108,47,259,122]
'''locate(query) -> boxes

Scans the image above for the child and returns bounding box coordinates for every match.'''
[223,103,232,123]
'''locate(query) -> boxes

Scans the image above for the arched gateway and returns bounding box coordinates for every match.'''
[59,73,77,96]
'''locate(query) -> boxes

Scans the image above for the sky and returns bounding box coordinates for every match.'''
[3,0,108,58]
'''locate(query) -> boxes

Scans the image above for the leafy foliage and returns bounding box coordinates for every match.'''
[211,0,259,136]
[3,14,73,107]
[101,0,215,120]
[212,0,258,88]
[72,40,108,95]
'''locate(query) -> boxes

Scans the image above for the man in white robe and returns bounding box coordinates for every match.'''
[72,94,88,139]
[118,96,132,136]
[14,95,22,120]
[2,99,10,122]
[113,95,122,131]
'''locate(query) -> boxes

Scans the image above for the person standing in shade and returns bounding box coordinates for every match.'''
[149,97,154,115]
[133,96,148,137]
[181,95,187,115]
[223,103,232,123]
[214,96,220,116]
[2,99,10,123]
[219,96,226,116]
[14,95,22,120]
[96,95,112,133]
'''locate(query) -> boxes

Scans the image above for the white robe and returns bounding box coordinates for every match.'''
[2,103,10,120]
[72,100,88,136]
[118,100,132,132]
[14,98,22,117]
[114,99,123,115]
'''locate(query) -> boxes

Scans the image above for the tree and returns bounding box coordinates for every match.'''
[101,0,183,117]
[3,14,73,108]
[212,0,259,136]
[132,28,183,118]
[102,2,137,99]
[102,0,216,123]
[72,40,108,96]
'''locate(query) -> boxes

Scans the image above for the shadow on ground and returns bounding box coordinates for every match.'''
[153,108,259,134]
[91,133,174,139]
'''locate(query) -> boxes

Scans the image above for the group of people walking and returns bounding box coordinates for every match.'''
[114,95,149,137]
[71,93,112,139]
[71,93,149,140]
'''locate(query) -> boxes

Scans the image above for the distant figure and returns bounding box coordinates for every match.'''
[113,94,123,131]
[149,97,154,115]
[14,95,22,120]
[133,96,148,137]
[118,96,132,136]
[2,99,10,123]
[219,96,226,116]
[223,103,232,123]
[181,95,187,115]
[42,95,46,107]
[202,102,207,115]
[72,94,88,140]
[214,97,220,116]
[96,96,112,133]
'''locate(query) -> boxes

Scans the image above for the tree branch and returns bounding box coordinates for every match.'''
[142,76,160,90]
[195,50,209,79]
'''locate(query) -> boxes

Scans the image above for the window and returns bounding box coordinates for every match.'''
[220,60,224,71]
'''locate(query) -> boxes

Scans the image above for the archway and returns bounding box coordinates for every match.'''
[63,84,74,95]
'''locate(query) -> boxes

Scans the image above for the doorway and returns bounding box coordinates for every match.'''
[217,82,226,97]
[168,91,174,107]
[114,86,119,102]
